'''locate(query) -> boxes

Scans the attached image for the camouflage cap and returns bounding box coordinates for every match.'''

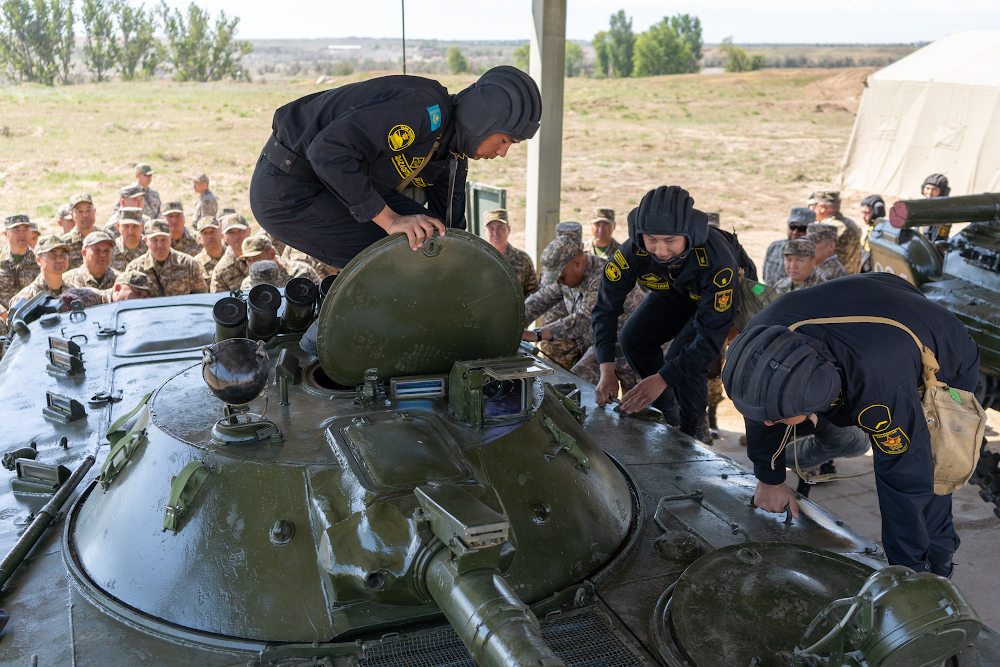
[240,235,273,258]
[220,214,249,233]
[555,221,583,247]
[787,207,816,226]
[706,212,720,227]
[119,183,146,199]
[539,234,583,283]
[69,193,93,209]
[118,207,144,224]
[195,216,219,232]
[248,260,281,286]
[29,222,39,233]
[115,269,150,291]
[4,214,31,229]
[82,230,115,248]
[805,192,817,207]
[219,207,236,217]
[161,201,184,215]
[135,163,154,176]
[783,239,816,257]
[143,219,171,238]
[35,234,69,254]
[814,190,840,206]
[484,209,508,225]
[190,173,209,183]
[590,207,615,224]
[804,223,838,243]
[57,204,74,221]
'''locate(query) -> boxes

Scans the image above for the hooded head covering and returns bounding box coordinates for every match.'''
[722,324,842,423]
[922,174,950,197]
[627,186,708,266]
[452,66,542,156]
[860,194,886,219]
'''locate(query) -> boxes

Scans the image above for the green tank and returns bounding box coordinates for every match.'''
[0,229,997,667]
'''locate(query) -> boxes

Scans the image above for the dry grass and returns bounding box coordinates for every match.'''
[0,68,867,268]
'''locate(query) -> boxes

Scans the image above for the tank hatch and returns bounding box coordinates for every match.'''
[316,230,525,385]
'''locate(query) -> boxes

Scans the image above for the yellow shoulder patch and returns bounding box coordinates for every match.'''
[388,124,415,151]
[635,249,648,257]
[714,289,733,312]
[874,427,909,455]
[637,273,669,290]
[613,249,629,270]
[857,404,892,433]
[694,247,709,267]
[713,267,734,288]
[604,262,622,282]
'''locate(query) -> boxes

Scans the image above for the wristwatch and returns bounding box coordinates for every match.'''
[530,328,544,342]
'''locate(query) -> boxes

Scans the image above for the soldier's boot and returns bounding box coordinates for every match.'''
[708,405,719,439]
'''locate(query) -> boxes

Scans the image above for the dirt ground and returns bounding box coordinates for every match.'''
[0,67,873,271]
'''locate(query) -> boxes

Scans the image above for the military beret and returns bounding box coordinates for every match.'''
[69,193,93,209]
[195,216,219,232]
[591,207,615,224]
[115,269,150,290]
[805,223,838,243]
[248,260,281,286]
[4,214,31,229]
[787,207,816,226]
[57,204,74,221]
[82,231,115,248]
[118,207,145,224]
[143,219,171,238]
[35,234,69,254]
[190,173,209,183]
[240,235,273,258]
[220,214,249,233]
[135,163,154,176]
[161,201,184,215]
[484,209,508,225]
[814,190,840,206]
[119,183,147,199]
[783,239,816,257]
[539,233,582,283]
[555,221,583,247]
[706,212,720,227]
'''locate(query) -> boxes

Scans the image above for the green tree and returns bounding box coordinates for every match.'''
[82,0,117,81]
[564,41,583,77]
[592,30,609,78]
[513,42,528,71]
[116,1,158,80]
[633,18,691,77]
[607,9,633,78]
[52,0,74,83]
[158,1,250,82]
[0,0,72,84]
[447,45,468,74]
[670,13,702,72]
[720,37,764,73]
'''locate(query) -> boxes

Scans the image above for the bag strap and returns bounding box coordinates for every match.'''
[393,140,440,193]
[788,316,943,388]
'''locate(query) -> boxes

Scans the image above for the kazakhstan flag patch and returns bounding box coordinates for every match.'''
[427,105,442,131]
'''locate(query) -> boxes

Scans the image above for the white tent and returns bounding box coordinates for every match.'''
[840,31,1000,199]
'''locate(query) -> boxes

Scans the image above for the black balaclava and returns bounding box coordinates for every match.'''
[626,186,708,266]
[723,324,842,423]
[861,194,886,219]
[452,66,542,157]
[922,174,951,197]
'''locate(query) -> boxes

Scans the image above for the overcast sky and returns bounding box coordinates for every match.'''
[157,0,1000,44]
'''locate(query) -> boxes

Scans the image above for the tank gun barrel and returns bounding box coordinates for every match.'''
[889,193,1000,228]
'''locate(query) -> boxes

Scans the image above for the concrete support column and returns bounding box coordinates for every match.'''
[526,0,567,263]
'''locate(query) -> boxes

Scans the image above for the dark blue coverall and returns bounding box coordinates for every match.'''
[591,227,751,436]
[745,273,981,576]
[250,76,467,268]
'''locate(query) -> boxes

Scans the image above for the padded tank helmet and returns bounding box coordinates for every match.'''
[627,186,708,265]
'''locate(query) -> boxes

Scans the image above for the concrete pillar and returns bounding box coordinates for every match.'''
[526,0,566,264]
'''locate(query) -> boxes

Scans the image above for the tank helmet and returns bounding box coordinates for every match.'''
[860,195,886,219]
[922,174,950,197]
[453,66,542,157]
[723,324,842,423]
[627,186,708,264]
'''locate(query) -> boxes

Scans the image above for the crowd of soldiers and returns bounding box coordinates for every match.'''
[0,163,339,335]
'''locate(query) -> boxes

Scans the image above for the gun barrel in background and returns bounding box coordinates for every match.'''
[890,193,1000,229]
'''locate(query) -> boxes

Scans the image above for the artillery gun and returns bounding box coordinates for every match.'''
[0,230,996,667]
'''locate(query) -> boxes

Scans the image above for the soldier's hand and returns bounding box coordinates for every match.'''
[619,374,667,414]
[753,480,799,519]
[382,212,446,250]
[594,362,620,408]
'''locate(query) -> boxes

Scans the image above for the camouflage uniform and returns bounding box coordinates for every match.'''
[588,208,620,259]
[211,247,249,293]
[537,221,585,368]
[772,239,822,295]
[11,273,64,304]
[570,283,646,393]
[503,244,538,297]
[194,248,224,281]
[525,247,603,350]
[61,228,96,271]
[126,249,207,297]
[238,259,318,290]
[774,271,822,295]
[281,244,340,279]
[0,215,40,307]
[63,266,119,290]
[112,237,148,272]
[813,191,861,274]
[805,223,849,282]
[171,227,202,257]
[762,239,787,286]
[194,190,219,221]
[0,303,7,337]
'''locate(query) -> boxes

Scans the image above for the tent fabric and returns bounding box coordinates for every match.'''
[840,31,1000,199]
